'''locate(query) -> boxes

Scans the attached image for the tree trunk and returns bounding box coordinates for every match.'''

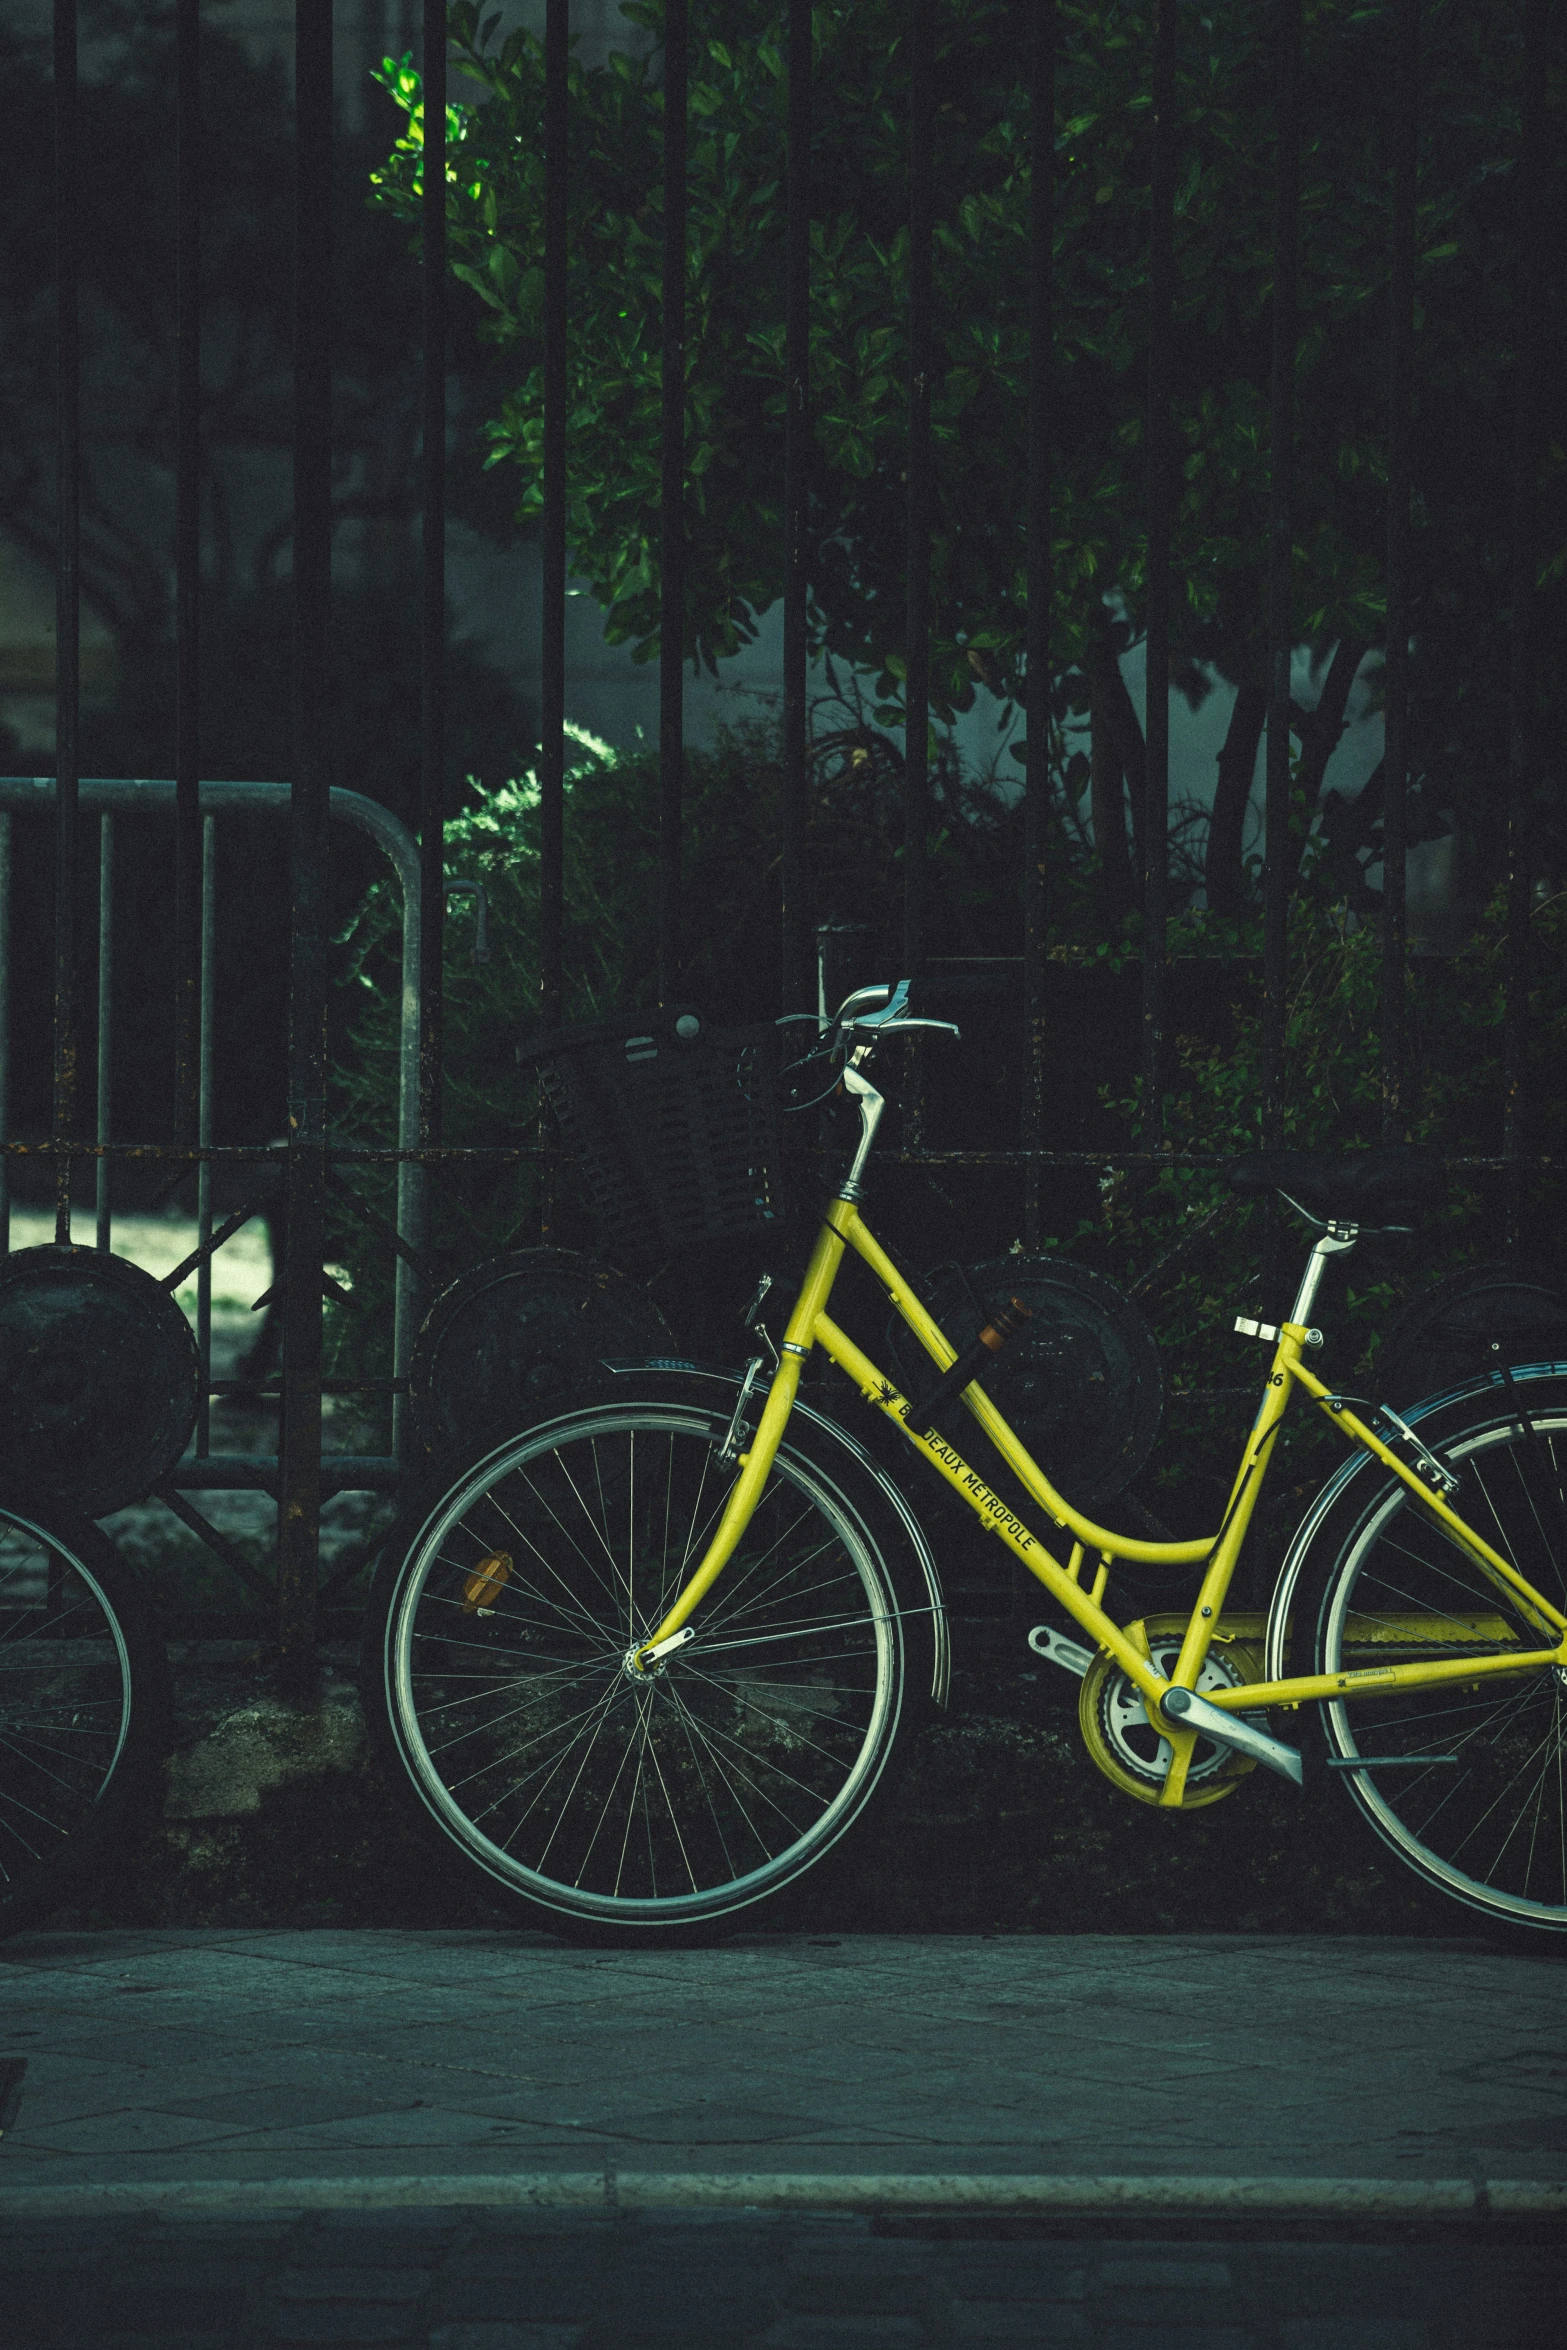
[1205,681,1268,919]
[1294,636,1369,827]
[1086,622,1135,922]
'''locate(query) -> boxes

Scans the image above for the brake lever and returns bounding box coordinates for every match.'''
[845,1015,961,1040]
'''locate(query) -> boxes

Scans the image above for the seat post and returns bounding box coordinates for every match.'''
[1286,1224,1358,1327]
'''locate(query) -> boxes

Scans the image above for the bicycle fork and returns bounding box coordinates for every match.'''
[630,1219,850,1668]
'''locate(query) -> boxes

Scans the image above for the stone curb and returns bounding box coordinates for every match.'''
[2,2172,1564,2222]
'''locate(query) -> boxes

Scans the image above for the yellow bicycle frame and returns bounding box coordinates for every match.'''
[636,1198,1567,1804]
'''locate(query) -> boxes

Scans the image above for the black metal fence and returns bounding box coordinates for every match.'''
[15,0,1560,1690]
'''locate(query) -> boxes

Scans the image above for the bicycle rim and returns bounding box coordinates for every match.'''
[1318,1408,1567,1930]
[382,1407,906,1929]
[0,1510,135,1905]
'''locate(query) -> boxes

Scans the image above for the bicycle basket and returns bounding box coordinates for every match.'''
[517,1004,788,1268]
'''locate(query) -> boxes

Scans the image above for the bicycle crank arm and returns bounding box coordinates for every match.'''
[1160,1685,1304,1787]
[1027,1624,1095,1680]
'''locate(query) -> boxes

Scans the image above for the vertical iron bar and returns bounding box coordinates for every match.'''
[0,816,9,1258]
[1140,0,1176,1150]
[780,0,811,1015]
[196,815,216,1456]
[174,0,201,1146]
[419,0,447,1140]
[658,0,688,1003]
[540,0,567,1033]
[1261,0,1300,1149]
[903,0,933,992]
[1504,0,1546,1246]
[280,0,333,1700]
[94,814,112,1249]
[1023,0,1055,1248]
[1381,0,1418,1140]
[53,0,80,1246]
[902,0,934,1150]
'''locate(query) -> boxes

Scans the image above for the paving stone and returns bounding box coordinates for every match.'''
[454,2251,606,2282]
[438,2278,598,2325]
[950,2300,1089,2342]
[275,2267,433,2303]
[1278,2326,1431,2349]
[101,2285,255,2332]
[947,2264,1089,2301]
[93,2333,235,2350]
[1102,2331,1259,2350]
[428,2329,584,2350]
[779,2272,929,2318]
[764,2323,926,2349]
[272,2308,420,2346]
[786,2250,934,2274]
[104,2258,267,2291]
[1098,2260,1234,2291]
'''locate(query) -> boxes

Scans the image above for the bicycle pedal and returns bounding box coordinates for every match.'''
[1027,1624,1094,1680]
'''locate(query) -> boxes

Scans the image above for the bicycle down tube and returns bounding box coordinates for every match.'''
[633,1198,1567,1799]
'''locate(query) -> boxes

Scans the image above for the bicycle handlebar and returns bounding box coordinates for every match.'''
[784,976,961,1047]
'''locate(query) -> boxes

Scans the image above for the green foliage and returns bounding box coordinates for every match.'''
[368,0,1566,892]
[324,714,1020,1376]
[1081,888,1567,1527]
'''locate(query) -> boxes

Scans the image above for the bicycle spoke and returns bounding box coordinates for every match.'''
[385,1405,903,1926]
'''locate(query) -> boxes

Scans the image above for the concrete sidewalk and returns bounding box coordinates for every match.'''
[2,1931,1564,2219]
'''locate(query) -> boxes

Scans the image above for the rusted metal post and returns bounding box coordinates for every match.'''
[1380,0,1418,1140]
[540,0,567,1035]
[420,0,447,1141]
[1140,0,1176,1151]
[1504,0,1546,1248]
[173,0,201,1149]
[658,0,688,1004]
[1023,0,1055,1247]
[1261,0,1300,1150]
[780,0,812,1016]
[279,0,333,1702]
[53,0,79,1246]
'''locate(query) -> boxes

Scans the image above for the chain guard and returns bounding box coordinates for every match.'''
[1079,1613,1267,1810]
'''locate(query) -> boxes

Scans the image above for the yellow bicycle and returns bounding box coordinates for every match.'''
[364,982,1567,1939]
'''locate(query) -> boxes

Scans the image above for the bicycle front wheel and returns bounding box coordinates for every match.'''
[364,1397,917,1938]
[1299,1390,1567,1932]
[0,1500,170,1937]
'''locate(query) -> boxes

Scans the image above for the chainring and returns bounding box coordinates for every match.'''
[1079,1614,1266,1810]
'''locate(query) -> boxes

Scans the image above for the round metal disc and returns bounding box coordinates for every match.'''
[0,1245,200,1517]
[1376,1262,1567,1407]
[888,1255,1164,1510]
[409,1248,674,1457]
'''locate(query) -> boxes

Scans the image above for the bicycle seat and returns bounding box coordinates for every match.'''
[1224,1145,1446,1227]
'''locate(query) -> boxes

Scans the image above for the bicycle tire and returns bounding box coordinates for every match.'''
[362,1382,936,1941]
[0,1497,170,1938]
[1286,1375,1567,1933]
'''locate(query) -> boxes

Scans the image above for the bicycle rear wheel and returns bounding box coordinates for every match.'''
[363,1392,923,1939]
[1296,1389,1567,1932]
[0,1500,170,1937]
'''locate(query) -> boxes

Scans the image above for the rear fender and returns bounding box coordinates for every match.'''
[1263,1359,1567,1681]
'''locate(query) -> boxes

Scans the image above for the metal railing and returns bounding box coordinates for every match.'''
[25,0,1558,1692]
[0,777,425,1507]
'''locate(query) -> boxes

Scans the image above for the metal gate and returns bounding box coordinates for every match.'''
[19,0,1560,1690]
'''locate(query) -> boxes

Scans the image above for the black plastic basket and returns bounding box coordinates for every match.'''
[517,1004,789,1269]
